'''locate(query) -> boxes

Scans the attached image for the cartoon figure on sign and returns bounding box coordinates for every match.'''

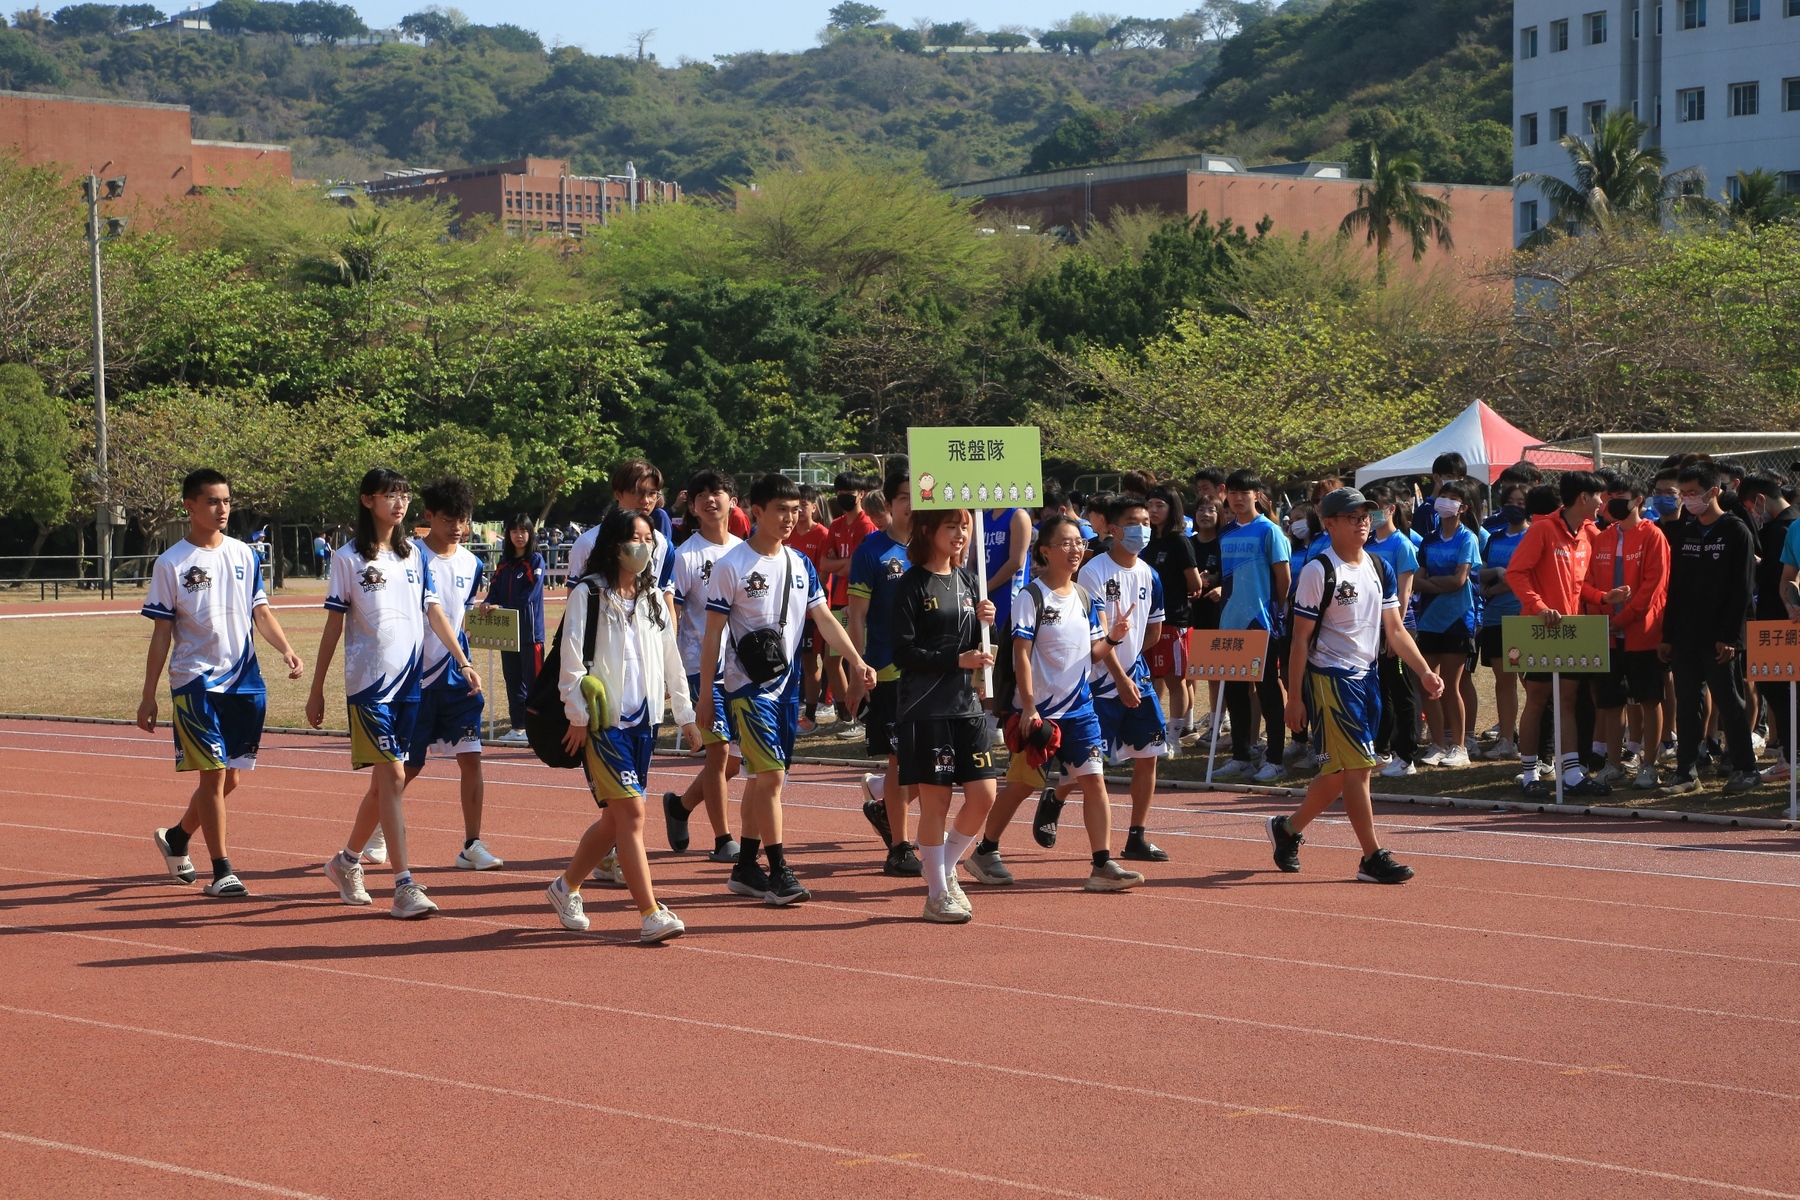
[1507,646,1522,669]
[960,485,972,501]
[1249,656,1262,678]
[1009,484,1020,500]
[1024,484,1035,501]
[978,484,990,501]
[918,473,936,501]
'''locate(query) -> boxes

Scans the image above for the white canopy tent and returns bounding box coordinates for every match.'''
[1355,400,1590,486]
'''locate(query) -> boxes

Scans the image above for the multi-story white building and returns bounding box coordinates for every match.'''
[1513,0,1800,241]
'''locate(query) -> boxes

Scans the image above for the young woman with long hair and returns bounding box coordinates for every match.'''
[484,512,546,742]
[544,507,701,943]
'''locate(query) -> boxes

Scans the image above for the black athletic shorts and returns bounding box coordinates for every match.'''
[1591,648,1666,708]
[865,678,898,759]
[895,716,999,787]
[1477,624,1505,666]
[1415,628,1474,656]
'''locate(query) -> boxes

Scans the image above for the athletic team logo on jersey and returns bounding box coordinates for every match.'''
[883,558,905,579]
[743,570,769,598]
[700,558,715,583]
[1334,579,1358,606]
[358,565,387,592]
[179,566,212,593]
[1039,603,1063,624]
[934,746,956,775]
[1105,578,1122,602]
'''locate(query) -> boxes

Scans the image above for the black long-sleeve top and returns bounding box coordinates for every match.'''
[1666,512,1755,648]
[891,564,983,722]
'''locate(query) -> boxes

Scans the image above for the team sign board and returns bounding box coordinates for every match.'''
[1746,621,1800,680]
[1500,615,1610,673]
[908,426,1043,511]
[464,607,521,653]
[1187,628,1271,681]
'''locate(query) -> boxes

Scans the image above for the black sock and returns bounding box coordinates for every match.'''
[975,838,999,856]
[464,837,478,850]
[739,837,761,866]
[211,857,232,880]
[1092,850,1111,869]
[164,825,191,855]
[765,842,787,872]
[1128,825,1146,837]
[715,834,734,850]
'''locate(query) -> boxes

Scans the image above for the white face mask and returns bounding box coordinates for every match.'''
[1434,497,1462,520]
[1289,519,1310,539]
[621,542,652,566]
[1681,494,1709,516]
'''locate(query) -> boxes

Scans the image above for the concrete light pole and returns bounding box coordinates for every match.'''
[84,170,126,593]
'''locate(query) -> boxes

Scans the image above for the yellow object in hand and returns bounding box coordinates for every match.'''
[580,673,614,732]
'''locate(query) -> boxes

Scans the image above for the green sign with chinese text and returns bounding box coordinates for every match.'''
[464,607,521,652]
[908,427,1043,511]
[1500,615,1610,674]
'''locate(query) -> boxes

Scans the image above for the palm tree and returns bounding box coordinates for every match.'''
[1513,108,1712,243]
[1338,145,1454,288]
[1725,168,1795,228]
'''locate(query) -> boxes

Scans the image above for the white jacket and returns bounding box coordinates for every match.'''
[558,577,695,731]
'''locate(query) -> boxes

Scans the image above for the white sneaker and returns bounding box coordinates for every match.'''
[1252,762,1287,783]
[1379,758,1417,778]
[324,854,371,905]
[454,839,504,870]
[641,903,685,943]
[1657,742,1677,764]
[362,825,388,865]
[1760,761,1791,784]
[1442,745,1471,768]
[1212,758,1256,781]
[861,772,884,805]
[836,721,866,741]
[944,871,972,914]
[592,851,626,887]
[546,877,589,931]
[1293,751,1320,770]
[1635,763,1662,789]
[922,891,971,924]
[1483,739,1518,761]
[391,880,438,919]
[1417,745,1448,767]
[500,729,530,744]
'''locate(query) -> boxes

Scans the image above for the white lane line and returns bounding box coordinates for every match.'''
[2,951,1794,1199]
[0,1003,1109,1200]
[0,1128,330,1197]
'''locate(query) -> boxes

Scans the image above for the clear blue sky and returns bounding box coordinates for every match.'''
[350,1,1225,64]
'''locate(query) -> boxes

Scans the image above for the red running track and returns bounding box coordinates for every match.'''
[2,717,1798,1199]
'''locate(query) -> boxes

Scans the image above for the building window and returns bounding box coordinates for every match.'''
[1657,3,1665,33]
[1787,77,1800,109]
[1731,81,1760,114]
[1520,200,1540,235]
[1587,101,1608,129]
[1551,17,1570,48]
[1682,0,1706,26]
[1521,112,1540,144]
[1789,0,1800,15]
[1587,11,1609,41]
[1551,106,1570,138]
[1731,0,1760,18]
[1634,6,1641,36]
[1520,25,1539,57]
[1783,171,1800,193]
[1677,86,1706,120]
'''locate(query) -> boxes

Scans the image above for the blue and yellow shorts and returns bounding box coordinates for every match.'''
[1004,709,1108,789]
[726,680,801,777]
[348,700,419,770]
[171,688,266,773]
[1303,665,1382,776]
[584,722,657,805]
[687,673,740,756]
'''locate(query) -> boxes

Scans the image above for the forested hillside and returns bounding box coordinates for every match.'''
[0,0,1512,187]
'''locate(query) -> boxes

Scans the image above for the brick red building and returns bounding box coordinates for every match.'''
[362,157,680,235]
[954,154,1514,284]
[0,90,291,209]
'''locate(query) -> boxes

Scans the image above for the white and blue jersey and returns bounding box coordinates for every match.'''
[706,541,828,697]
[142,536,268,696]
[325,543,439,705]
[1218,515,1290,633]
[1077,554,1163,701]
[1365,530,1420,630]
[1011,582,1102,719]
[672,531,742,677]
[413,540,483,692]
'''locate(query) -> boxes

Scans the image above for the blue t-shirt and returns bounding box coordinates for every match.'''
[982,508,1028,628]
[1481,527,1528,625]
[1218,515,1290,632]
[1365,531,1421,631]
[847,531,911,681]
[1416,525,1482,635]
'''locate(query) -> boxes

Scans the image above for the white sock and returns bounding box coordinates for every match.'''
[339,847,358,865]
[1626,741,1642,755]
[394,870,413,889]
[945,828,977,873]
[1591,741,1607,759]
[920,842,947,901]
[867,774,885,801]
[1561,752,1584,786]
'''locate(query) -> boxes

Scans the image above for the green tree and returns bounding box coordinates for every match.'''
[1725,169,1795,230]
[1513,109,1713,242]
[51,4,122,34]
[826,2,885,29]
[1338,144,1453,287]
[0,26,64,88]
[0,365,76,530]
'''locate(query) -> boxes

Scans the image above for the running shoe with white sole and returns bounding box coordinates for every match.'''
[1032,788,1065,848]
[1211,758,1256,782]
[454,839,504,870]
[153,828,196,885]
[202,874,248,898]
[1761,761,1792,784]
[1464,738,1481,760]
[765,866,811,906]
[545,877,589,931]
[1634,763,1661,789]
[592,851,626,887]
[860,774,893,848]
[362,824,388,865]
[1266,815,1303,873]
[500,728,530,744]
[883,842,923,877]
[943,871,971,914]
[1355,849,1414,884]
[1441,745,1471,768]
[391,880,438,919]
[835,721,866,741]
[1417,745,1448,767]
[1590,764,1624,787]
[1725,769,1764,795]
[1482,739,1518,761]
[1379,758,1418,778]
[1251,762,1287,784]
[641,903,685,943]
[965,849,1013,885]
[324,854,371,905]
[1281,740,1308,763]
[727,858,771,898]
[1122,831,1168,862]
[922,891,971,924]
[1084,859,1144,892]
[662,791,691,853]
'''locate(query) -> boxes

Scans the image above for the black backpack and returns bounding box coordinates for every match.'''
[999,580,1094,704]
[1304,553,1394,656]
[524,577,601,769]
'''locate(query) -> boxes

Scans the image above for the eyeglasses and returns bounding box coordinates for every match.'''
[1046,539,1086,550]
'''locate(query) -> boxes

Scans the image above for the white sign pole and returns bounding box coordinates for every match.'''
[1551,672,1563,806]
[1206,694,1222,786]
[1790,679,1797,822]
[975,508,993,697]
[487,647,496,741]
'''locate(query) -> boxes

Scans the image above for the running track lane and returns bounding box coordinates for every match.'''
[1,720,1798,1199]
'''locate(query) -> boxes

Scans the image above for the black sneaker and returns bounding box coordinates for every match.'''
[1660,774,1700,796]
[1121,831,1169,862]
[1032,788,1065,849]
[862,794,893,849]
[765,866,811,906]
[883,841,924,877]
[662,791,691,853]
[708,838,742,864]
[727,859,770,899]
[1724,770,1763,795]
[1356,848,1414,885]
[1565,775,1612,798]
[1266,815,1303,873]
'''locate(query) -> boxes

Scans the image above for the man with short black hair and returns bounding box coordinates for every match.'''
[1585,475,1668,790]
[1189,467,1226,507]
[1213,470,1291,780]
[821,471,877,737]
[567,459,675,592]
[1740,475,1794,779]
[1662,463,1760,795]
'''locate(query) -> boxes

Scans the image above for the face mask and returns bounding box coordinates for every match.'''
[1434,497,1462,520]
[620,542,652,567]
[1118,524,1153,554]
[1681,494,1709,516]
[1649,494,1680,518]
[836,494,855,511]
[1371,508,1390,530]
[1499,504,1527,525]
[1289,519,1310,539]
[1605,498,1632,521]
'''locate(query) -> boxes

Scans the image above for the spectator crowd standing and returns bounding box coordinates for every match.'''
[137,446,1799,941]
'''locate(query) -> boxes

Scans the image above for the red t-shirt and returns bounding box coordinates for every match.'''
[785,522,832,579]
[825,510,878,608]
[727,504,751,539]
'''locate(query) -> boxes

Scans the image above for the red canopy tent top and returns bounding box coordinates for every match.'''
[1356,400,1591,486]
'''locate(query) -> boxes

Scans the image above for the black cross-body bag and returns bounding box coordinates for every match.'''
[732,549,794,685]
